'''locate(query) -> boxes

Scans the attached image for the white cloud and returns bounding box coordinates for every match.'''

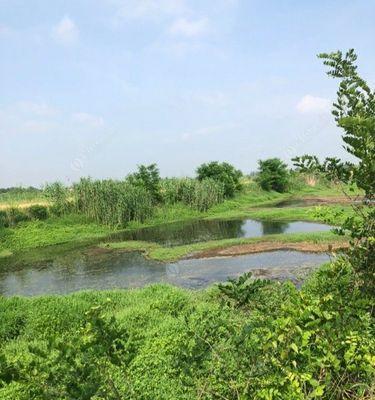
[72,112,104,128]
[296,95,331,114]
[17,101,58,117]
[53,16,79,45]
[169,17,210,38]
[0,101,59,136]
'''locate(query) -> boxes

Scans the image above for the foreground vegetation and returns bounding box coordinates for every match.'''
[0,260,373,399]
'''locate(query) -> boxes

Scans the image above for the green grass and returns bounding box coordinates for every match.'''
[0,260,373,399]
[0,188,45,208]
[0,214,112,255]
[101,231,348,262]
[0,182,357,257]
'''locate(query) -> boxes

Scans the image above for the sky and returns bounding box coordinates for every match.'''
[1,0,374,187]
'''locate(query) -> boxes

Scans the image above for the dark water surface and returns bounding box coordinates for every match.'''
[111,219,332,247]
[272,199,324,208]
[0,250,330,296]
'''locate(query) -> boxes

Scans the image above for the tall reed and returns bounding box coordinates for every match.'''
[44,175,226,228]
[160,178,224,211]
[73,178,153,227]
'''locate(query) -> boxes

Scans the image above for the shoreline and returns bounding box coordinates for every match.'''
[187,241,349,259]
[100,231,349,262]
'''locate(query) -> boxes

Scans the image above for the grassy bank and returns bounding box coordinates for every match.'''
[0,260,373,399]
[0,182,357,258]
[101,231,348,262]
[0,214,113,256]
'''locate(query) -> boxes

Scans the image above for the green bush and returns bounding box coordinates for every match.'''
[27,205,48,220]
[196,161,242,197]
[6,208,30,227]
[256,158,290,192]
[128,163,162,204]
[160,177,225,211]
[0,262,373,400]
[0,210,8,228]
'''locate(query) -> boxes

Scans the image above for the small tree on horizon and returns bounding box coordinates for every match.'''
[256,158,289,192]
[127,163,162,204]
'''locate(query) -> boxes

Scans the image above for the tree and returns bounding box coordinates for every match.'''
[318,49,374,197]
[128,163,162,204]
[318,49,374,293]
[321,157,354,183]
[196,161,242,198]
[256,158,289,192]
[292,154,354,183]
[291,154,321,174]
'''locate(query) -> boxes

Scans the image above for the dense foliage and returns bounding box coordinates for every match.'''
[0,205,49,228]
[127,164,162,204]
[318,49,374,294]
[73,178,154,227]
[160,177,225,212]
[0,261,373,399]
[42,174,227,227]
[292,155,354,183]
[38,163,231,227]
[43,182,70,215]
[196,161,242,197]
[256,158,290,192]
[319,49,374,198]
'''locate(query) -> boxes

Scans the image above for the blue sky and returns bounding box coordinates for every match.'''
[1,0,374,187]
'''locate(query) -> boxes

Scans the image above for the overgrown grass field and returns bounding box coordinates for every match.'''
[0,179,357,259]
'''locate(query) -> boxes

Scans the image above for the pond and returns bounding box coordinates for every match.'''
[110,218,332,247]
[0,250,330,296]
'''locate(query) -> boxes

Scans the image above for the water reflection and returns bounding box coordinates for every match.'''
[260,221,290,235]
[0,250,330,297]
[111,218,331,247]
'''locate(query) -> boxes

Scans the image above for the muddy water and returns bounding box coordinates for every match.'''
[0,250,330,296]
[110,219,331,247]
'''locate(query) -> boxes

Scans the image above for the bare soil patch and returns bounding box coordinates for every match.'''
[191,241,349,259]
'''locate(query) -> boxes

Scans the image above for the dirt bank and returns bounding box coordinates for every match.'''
[190,241,349,259]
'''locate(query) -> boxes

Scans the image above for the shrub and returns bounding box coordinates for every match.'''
[196,161,242,197]
[0,210,8,228]
[27,205,48,220]
[160,177,225,211]
[128,163,162,204]
[256,158,289,192]
[0,264,373,399]
[6,207,30,227]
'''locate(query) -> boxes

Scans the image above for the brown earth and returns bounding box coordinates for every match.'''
[190,241,349,259]
[291,196,362,204]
